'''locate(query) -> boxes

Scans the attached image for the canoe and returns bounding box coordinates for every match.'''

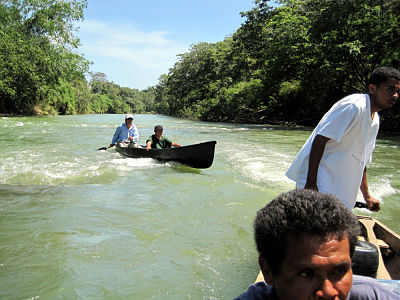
[115,141,216,169]
[255,215,400,283]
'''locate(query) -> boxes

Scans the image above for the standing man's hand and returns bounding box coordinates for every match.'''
[365,195,380,212]
[360,167,380,212]
[304,181,318,191]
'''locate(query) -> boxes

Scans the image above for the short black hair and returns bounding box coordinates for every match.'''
[369,66,400,86]
[154,125,163,131]
[254,189,360,275]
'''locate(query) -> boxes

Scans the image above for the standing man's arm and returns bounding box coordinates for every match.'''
[360,168,380,212]
[304,134,330,191]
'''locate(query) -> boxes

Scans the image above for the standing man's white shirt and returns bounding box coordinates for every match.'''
[286,94,379,209]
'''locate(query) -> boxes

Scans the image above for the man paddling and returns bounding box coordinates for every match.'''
[146,125,182,150]
[286,66,400,211]
[109,114,139,148]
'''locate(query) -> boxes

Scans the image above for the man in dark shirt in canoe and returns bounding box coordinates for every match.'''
[146,125,182,150]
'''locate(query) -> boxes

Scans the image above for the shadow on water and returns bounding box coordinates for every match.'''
[169,163,202,174]
[0,184,63,198]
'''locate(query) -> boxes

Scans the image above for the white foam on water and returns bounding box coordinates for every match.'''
[373,178,396,199]
[0,149,175,185]
[225,202,243,207]
[43,169,70,179]
[110,157,164,169]
[376,143,399,150]
[217,127,231,131]
[15,122,24,127]
[355,177,397,205]
[226,145,294,186]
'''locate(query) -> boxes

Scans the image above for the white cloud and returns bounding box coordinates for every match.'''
[77,20,188,89]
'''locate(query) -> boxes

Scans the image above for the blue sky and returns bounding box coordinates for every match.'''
[76,0,256,90]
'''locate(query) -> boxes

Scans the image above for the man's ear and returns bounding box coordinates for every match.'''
[368,83,376,95]
[259,255,274,285]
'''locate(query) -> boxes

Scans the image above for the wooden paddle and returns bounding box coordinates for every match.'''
[354,201,379,211]
[354,202,367,208]
[97,145,113,150]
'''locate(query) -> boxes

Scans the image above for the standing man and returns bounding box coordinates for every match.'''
[146,125,182,150]
[286,66,400,211]
[109,114,139,148]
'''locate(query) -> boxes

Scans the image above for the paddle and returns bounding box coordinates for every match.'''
[97,145,113,151]
[354,201,379,211]
[354,202,367,208]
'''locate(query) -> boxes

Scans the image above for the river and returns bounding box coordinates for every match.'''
[0,114,399,299]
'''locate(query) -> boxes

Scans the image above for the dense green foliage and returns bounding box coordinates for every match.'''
[154,0,400,130]
[85,73,156,115]
[1,0,399,130]
[0,0,89,114]
[0,0,153,116]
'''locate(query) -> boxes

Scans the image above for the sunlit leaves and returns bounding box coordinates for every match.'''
[0,0,89,114]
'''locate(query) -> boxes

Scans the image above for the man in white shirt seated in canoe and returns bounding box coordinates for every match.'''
[235,189,399,300]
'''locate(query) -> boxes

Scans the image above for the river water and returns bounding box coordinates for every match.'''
[0,114,399,299]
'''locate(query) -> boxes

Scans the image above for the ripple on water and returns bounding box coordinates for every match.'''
[0,147,171,185]
[0,115,399,299]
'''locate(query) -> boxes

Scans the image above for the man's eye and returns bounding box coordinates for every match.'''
[330,265,349,279]
[299,269,314,278]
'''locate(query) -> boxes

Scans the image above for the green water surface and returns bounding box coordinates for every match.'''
[0,114,399,299]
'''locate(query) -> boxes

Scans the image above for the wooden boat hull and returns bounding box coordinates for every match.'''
[115,141,216,169]
[357,215,400,280]
[255,215,400,282]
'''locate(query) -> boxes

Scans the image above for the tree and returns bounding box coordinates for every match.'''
[0,0,89,114]
[89,72,108,84]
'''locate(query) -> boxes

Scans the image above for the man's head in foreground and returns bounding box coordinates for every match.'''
[254,189,360,299]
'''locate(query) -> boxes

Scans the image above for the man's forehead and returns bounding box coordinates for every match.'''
[381,77,400,86]
[280,236,350,271]
[286,233,347,252]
